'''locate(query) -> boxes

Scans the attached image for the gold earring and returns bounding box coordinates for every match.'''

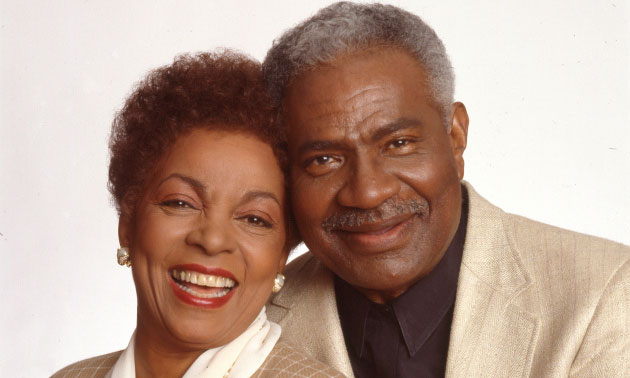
[272,273,285,293]
[117,247,131,267]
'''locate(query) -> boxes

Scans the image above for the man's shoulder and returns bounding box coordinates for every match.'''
[253,341,345,377]
[466,181,629,268]
[267,252,351,375]
[51,351,121,378]
[283,251,319,276]
[502,210,629,271]
[281,252,333,291]
[465,181,629,307]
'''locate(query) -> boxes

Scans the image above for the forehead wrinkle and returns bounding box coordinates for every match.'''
[341,85,387,105]
[306,92,394,129]
[342,86,394,113]
[304,99,390,126]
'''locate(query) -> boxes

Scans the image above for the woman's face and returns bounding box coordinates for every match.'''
[120,128,288,349]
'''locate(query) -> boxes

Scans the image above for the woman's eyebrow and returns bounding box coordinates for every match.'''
[240,190,281,207]
[157,173,206,193]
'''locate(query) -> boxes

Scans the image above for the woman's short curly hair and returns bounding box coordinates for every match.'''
[108,50,299,249]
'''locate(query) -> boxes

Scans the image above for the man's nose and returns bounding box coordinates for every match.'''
[185,215,237,256]
[336,156,400,209]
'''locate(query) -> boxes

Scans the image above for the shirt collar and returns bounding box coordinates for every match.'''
[335,186,469,357]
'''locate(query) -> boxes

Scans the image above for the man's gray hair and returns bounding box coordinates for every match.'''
[263,1,455,128]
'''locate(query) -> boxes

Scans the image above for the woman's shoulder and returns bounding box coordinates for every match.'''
[51,351,122,378]
[253,340,346,378]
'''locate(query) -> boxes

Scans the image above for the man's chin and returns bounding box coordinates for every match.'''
[329,255,431,301]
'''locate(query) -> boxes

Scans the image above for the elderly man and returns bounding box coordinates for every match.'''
[263,2,629,377]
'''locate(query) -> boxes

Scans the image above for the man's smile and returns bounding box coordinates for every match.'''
[331,214,417,253]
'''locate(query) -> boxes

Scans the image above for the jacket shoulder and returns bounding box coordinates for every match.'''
[283,252,319,278]
[465,181,629,263]
[51,351,121,378]
[502,211,630,342]
[253,341,346,377]
[271,252,330,305]
[504,212,629,268]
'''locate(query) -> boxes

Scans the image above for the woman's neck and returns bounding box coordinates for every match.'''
[134,323,205,378]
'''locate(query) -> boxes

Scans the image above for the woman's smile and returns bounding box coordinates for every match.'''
[169,264,238,308]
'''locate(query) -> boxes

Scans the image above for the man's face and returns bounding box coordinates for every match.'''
[284,47,468,303]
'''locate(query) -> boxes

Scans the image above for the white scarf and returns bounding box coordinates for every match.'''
[106,307,281,378]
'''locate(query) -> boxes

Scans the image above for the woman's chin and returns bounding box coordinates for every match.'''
[161,321,232,350]
[145,304,251,350]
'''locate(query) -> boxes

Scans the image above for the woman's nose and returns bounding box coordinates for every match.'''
[185,215,237,255]
[336,156,400,209]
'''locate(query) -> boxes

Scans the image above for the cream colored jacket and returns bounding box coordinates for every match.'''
[51,341,344,378]
[268,183,630,378]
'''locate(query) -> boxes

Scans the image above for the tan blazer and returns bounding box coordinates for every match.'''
[51,341,345,378]
[268,183,630,378]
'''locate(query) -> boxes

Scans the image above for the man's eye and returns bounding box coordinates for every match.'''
[314,156,334,165]
[304,155,343,176]
[389,139,409,148]
[385,138,417,155]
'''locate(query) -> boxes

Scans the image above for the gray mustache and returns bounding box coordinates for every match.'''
[321,197,428,231]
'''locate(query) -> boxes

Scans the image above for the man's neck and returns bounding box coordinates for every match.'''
[352,245,451,304]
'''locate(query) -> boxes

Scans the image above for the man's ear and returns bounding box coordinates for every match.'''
[449,102,469,180]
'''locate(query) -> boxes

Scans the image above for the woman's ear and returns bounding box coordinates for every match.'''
[277,247,290,273]
[117,195,134,248]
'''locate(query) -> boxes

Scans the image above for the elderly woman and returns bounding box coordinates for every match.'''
[52,51,344,378]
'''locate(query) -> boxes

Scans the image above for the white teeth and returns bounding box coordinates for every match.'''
[171,269,236,288]
[176,282,231,298]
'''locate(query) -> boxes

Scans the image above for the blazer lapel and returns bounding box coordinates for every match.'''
[446,183,541,378]
[270,255,355,378]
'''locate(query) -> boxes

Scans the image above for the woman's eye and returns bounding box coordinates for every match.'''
[243,215,272,228]
[161,199,195,209]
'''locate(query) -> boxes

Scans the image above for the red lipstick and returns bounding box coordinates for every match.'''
[168,264,237,309]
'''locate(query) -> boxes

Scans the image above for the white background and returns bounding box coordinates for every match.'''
[1,0,628,376]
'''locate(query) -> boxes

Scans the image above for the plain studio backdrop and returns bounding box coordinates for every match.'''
[1,0,628,376]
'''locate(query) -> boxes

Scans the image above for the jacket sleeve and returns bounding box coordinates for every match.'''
[570,258,630,377]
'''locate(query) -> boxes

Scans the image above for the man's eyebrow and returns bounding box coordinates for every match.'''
[296,118,423,155]
[297,140,347,155]
[370,117,423,142]
[240,190,281,207]
[158,173,206,193]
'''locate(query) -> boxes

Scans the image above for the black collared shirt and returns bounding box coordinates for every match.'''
[335,188,469,378]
